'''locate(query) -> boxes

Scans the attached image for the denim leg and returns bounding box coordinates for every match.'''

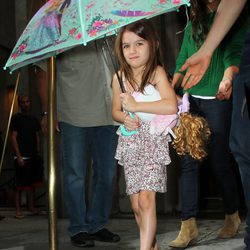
[201,98,239,214]
[87,125,118,233]
[60,122,90,236]
[230,73,250,249]
[180,97,239,220]
[181,155,200,220]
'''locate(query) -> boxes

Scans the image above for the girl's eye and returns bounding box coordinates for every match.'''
[122,44,129,49]
[137,42,144,46]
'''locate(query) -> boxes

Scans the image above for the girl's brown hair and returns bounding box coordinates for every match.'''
[115,19,164,92]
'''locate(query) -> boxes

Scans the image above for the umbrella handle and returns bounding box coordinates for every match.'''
[120,112,138,136]
[103,37,126,93]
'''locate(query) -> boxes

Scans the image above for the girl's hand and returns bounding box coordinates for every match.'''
[216,78,232,100]
[120,93,137,112]
[123,113,140,131]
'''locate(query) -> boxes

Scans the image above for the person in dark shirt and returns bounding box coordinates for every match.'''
[10,95,43,219]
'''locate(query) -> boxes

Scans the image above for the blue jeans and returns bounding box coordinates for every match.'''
[181,96,239,220]
[60,122,118,236]
[230,30,250,250]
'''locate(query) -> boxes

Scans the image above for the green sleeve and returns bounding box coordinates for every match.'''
[174,22,192,75]
[223,18,250,70]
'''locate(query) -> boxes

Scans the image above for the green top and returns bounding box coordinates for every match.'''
[175,12,249,96]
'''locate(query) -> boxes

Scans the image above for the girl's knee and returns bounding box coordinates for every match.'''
[138,191,155,211]
[131,203,140,216]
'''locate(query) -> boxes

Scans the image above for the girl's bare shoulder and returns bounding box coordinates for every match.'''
[155,65,168,75]
[152,66,169,84]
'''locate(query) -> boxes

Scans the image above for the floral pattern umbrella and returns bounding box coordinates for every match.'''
[4,0,189,72]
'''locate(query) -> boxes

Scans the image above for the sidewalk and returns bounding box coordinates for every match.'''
[0,210,246,250]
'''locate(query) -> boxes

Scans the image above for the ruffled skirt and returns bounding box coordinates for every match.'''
[115,121,172,195]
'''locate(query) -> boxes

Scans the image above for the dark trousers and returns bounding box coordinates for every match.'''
[181,96,239,220]
[230,29,250,250]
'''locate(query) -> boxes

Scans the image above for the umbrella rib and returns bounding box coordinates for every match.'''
[78,1,87,45]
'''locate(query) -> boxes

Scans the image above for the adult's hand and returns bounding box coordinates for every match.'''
[216,78,233,100]
[172,73,184,90]
[41,115,60,135]
[180,50,212,90]
[17,156,25,166]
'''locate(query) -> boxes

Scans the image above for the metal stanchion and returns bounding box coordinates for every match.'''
[0,72,20,175]
[47,56,58,250]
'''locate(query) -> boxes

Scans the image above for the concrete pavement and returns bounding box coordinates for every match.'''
[0,210,247,250]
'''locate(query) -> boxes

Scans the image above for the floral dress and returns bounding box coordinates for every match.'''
[115,84,173,195]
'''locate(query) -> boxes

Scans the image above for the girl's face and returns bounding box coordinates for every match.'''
[122,30,150,70]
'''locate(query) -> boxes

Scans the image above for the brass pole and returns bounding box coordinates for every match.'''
[0,72,20,175]
[47,56,58,250]
[42,0,58,247]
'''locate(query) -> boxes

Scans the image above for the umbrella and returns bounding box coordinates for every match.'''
[2,1,190,249]
[4,0,190,72]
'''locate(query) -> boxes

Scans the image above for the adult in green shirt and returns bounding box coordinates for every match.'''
[169,0,248,248]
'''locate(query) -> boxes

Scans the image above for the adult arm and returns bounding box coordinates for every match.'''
[36,65,60,133]
[36,66,48,116]
[36,66,49,134]
[36,131,41,155]
[10,131,24,166]
[172,72,184,89]
[181,0,247,90]
[216,12,249,100]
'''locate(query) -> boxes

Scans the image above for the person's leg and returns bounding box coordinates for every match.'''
[169,97,201,248]
[203,98,239,214]
[26,159,39,214]
[27,188,35,212]
[137,190,157,250]
[87,125,120,241]
[230,72,250,249]
[15,190,23,217]
[201,98,240,238]
[26,187,39,214]
[14,160,25,218]
[168,155,200,248]
[130,193,141,227]
[131,193,159,250]
[30,155,44,188]
[60,122,94,247]
[180,155,200,220]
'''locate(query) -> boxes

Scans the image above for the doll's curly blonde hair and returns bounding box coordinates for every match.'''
[172,112,211,161]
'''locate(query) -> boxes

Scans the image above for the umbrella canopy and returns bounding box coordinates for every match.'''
[4,0,190,72]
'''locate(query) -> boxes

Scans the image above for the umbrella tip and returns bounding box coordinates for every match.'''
[3,66,12,74]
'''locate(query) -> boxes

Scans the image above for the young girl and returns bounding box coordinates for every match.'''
[112,19,177,250]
